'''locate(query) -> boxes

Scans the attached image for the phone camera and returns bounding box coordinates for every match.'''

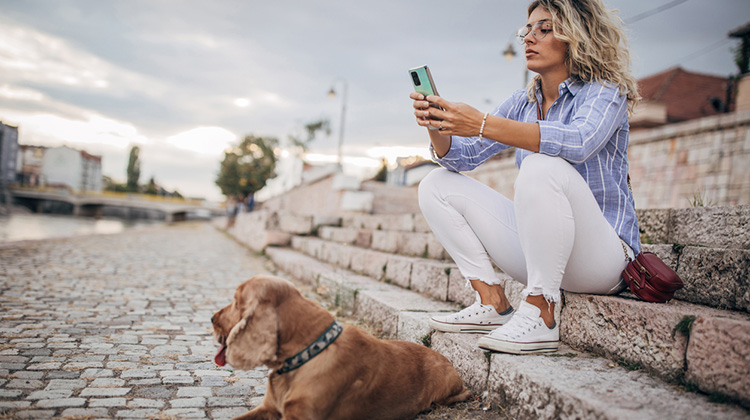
[411,72,421,86]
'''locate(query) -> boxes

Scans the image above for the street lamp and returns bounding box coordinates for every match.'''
[503,42,516,61]
[328,78,348,170]
[503,36,530,87]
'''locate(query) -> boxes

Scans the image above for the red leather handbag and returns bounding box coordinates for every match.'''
[621,252,684,303]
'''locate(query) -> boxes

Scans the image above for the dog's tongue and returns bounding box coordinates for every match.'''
[214,345,227,367]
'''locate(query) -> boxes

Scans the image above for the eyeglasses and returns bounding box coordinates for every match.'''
[517,19,553,43]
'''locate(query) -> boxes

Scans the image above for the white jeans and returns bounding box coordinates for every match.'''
[418,154,633,302]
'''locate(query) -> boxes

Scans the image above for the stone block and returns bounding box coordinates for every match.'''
[384,255,413,289]
[497,273,526,309]
[486,345,749,420]
[319,271,392,311]
[341,214,370,229]
[312,214,341,230]
[263,231,293,248]
[318,226,349,242]
[675,246,750,312]
[430,332,490,392]
[291,236,322,259]
[340,191,373,213]
[686,315,750,408]
[371,231,399,253]
[670,205,750,249]
[320,242,352,269]
[354,288,454,338]
[377,214,415,232]
[349,248,389,280]
[410,260,451,301]
[561,293,695,381]
[398,232,430,258]
[447,268,474,307]
[641,244,679,269]
[426,233,448,260]
[413,214,432,233]
[274,211,313,235]
[397,311,438,344]
[332,173,361,190]
[637,208,672,244]
[355,229,372,248]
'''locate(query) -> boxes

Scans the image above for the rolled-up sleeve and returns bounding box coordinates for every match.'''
[432,90,525,172]
[538,83,628,164]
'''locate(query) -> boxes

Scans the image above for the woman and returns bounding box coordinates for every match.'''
[410,0,641,354]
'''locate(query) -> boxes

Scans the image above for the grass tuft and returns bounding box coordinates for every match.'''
[674,315,696,336]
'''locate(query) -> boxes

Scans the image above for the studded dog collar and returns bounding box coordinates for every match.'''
[276,321,343,374]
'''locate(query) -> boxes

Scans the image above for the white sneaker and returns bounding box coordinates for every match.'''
[429,300,514,334]
[477,301,559,354]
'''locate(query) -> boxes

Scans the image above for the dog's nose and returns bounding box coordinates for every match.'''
[210,315,215,324]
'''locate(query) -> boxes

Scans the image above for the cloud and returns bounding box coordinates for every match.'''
[0,19,166,98]
[0,108,146,149]
[164,126,238,156]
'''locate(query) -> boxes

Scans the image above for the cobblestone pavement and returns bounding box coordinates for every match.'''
[0,222,274,420]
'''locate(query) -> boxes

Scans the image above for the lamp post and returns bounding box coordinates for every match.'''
[503,37,530,87]
[328,78,348,170]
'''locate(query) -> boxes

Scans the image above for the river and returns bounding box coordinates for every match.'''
[0,212,165,243]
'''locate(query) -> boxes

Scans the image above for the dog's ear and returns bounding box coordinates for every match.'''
[225,291,278,370]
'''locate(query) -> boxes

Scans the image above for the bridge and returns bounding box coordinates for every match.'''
[9,187,223,223]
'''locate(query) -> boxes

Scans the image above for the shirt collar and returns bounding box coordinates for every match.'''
[534,76,583,103]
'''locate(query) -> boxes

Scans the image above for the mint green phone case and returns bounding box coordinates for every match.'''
[409,65,440,98]
[409,65,442,129]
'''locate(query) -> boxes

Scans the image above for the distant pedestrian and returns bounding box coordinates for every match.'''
[225,196,239,229]
[410,0,641,354]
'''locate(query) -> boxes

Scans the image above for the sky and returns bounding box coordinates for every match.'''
[1,0,748,202]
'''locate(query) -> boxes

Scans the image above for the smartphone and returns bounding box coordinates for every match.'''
[409,65,443,129]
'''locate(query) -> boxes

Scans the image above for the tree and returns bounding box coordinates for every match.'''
[288,118,330,150]
[373,158,388,182]
[144,176,158,195]
[126,146,141,192]
[215,135,278,198]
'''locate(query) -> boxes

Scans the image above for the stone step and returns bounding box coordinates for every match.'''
[560,291,750,403]
[433,333,749,420]
[221,209,341,252]
[641,244,750,312]
[290,235,457,302]
[341,213,431,233]
[264,246,750,417]
[265,247,457,344]
[637,206,750,250]
[309,225,750,313]
[278,237,750,407]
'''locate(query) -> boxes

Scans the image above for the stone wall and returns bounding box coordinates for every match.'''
[260,175,421,216]
[260,175,343,217]
[468,110,750,209]
[628,110,750,208]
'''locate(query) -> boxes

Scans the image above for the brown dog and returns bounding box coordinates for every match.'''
[212,275,471,420]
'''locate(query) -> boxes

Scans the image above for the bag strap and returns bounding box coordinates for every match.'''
[621,175,634,262]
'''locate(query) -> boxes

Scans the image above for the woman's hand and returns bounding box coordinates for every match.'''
[410,93,484,137]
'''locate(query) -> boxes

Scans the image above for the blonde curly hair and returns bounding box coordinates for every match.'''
[525,0,641,115]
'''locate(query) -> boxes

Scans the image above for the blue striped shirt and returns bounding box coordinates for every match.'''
[432,78,641,254]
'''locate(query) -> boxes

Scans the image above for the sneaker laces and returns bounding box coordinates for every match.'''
[492,311,539,339]
[448,302,493,321]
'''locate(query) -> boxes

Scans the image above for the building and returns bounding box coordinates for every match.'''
[387,157,438,187]
[41,146,103,192]
[16,145,46,187]
[0,121,19,186]
[630,67,732,129]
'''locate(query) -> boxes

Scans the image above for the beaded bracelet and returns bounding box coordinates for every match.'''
[478,112,489,147]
